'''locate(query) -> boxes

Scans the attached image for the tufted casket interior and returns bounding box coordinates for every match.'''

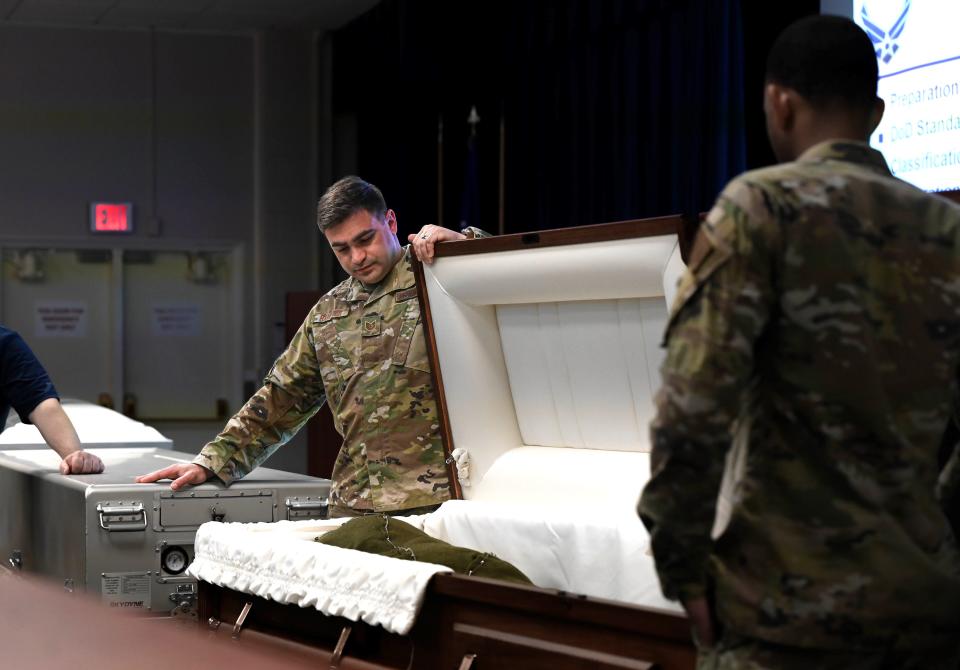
[409,231,685,608]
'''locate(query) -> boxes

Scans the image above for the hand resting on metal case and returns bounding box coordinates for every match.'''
[59,450,104,475]
[135,463,213,491]
[28,397,104,475]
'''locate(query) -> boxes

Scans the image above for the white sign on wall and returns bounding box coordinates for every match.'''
[34,301,88,338]
[151,304,201,337]
[854,0,960,191]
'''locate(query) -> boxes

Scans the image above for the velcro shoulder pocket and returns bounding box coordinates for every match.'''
[662,205,734,343]
[391,301,427,369]
[313,302,350,324]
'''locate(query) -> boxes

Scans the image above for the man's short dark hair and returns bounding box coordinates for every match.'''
[765,15,878,112]
[317,176,387,232]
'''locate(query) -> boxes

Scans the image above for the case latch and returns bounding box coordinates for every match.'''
[284,497,329,520]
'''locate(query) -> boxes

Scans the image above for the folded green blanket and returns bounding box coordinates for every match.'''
[316,515,532,585]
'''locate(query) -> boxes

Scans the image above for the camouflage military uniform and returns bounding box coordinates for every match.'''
[195,242,478,513]
[697,634,960,670]
[637,141,960,663]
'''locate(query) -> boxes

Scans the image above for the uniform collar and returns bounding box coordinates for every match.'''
[796,140,892,177]
[341,246,415,304]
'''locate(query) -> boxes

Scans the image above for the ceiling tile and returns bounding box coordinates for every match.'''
[11,0,114,24]
[0,0,23,20]
[3,0,380,29]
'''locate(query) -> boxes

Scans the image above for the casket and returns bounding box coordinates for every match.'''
[194,217,697,669]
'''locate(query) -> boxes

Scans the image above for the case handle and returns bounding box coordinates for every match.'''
[97,503,147,532]
[284,497,329,518]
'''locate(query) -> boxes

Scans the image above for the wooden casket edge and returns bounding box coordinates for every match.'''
[198,571,696,669]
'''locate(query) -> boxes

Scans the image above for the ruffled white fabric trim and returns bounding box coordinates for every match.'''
[187,519,451,635]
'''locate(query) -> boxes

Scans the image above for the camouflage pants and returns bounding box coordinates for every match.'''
[328,503,441,519]
[697,634,960,670]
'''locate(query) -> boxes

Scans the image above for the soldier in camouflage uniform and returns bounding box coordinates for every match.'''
[138,176,486,516]
[637,16,960,669]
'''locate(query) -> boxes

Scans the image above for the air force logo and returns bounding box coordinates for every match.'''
[861,0,911,64]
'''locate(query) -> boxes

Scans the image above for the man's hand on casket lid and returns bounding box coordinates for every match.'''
[135,463,213,491]
[408,225,466,265]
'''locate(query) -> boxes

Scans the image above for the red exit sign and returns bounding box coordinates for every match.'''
[90,202,133,233]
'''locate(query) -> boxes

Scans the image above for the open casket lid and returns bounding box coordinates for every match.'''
[413,216,688,514]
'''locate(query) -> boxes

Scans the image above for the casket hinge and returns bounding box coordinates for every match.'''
[329,625,352,669]
[231,601,253,639]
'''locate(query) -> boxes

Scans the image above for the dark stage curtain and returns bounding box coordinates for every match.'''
[331,0,746,236]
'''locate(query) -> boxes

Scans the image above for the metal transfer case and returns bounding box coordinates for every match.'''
[0,447,330,617]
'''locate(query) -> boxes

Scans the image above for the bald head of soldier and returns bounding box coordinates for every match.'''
[317,176,404,286]
[764,15,884,163]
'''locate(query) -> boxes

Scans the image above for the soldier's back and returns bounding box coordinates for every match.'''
[713,141,960,651]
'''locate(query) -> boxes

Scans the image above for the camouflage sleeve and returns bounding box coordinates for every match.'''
[941,444,960,536]
[460,226,492,239]
[939,403,960,536]
[637,178,779,602]
[194,312,327,484]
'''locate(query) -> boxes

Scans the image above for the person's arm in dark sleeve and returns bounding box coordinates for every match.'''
[1,330,103,474]
[638,178,778,604]
[2,329,59,424]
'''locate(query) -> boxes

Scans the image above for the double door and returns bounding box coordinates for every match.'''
[0,245,242,424]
